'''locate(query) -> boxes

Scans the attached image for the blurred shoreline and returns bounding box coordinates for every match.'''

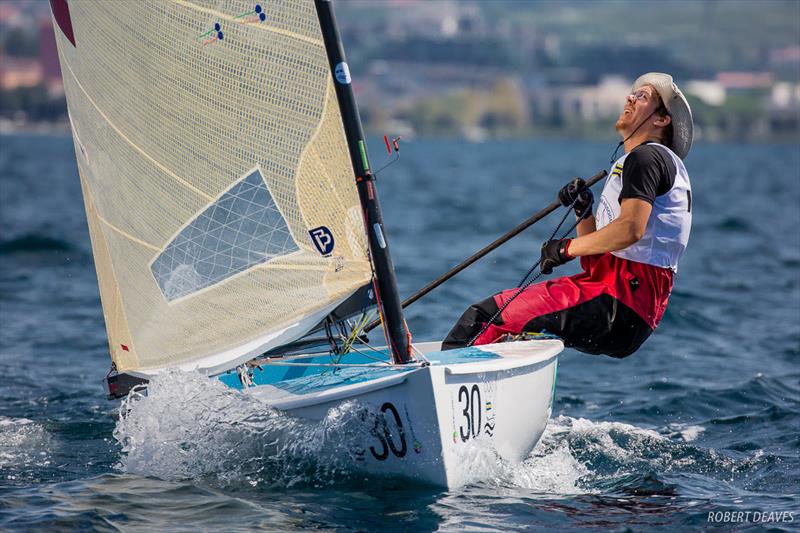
[2,0,798,143]
[4,119,799,147]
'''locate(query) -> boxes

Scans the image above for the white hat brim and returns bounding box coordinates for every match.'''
[633,73,693,159]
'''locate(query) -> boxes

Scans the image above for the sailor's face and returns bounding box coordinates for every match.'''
[615,85,660,133]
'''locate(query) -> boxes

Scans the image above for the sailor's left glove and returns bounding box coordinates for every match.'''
[540,239,574,275]
[558,178,594,219]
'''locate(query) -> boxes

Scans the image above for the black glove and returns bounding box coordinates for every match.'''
[558,178,594,219]
[540,239,574,275]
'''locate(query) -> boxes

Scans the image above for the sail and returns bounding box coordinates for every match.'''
[50,0,373,375]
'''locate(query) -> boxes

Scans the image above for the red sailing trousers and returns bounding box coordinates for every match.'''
[442,253,674,358]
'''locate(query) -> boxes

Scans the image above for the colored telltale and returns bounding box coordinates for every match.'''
[198,22,223,43]
[234,4,266,23]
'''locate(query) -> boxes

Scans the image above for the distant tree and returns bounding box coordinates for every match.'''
[1,27,39,57]
[480,78,529,135]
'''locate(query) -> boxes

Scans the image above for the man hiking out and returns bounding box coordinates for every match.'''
[443,72,693,358]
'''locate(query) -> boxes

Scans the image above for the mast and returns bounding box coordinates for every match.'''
[315,0,413,364]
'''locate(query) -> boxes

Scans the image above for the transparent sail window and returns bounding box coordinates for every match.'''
[151,167,299,302]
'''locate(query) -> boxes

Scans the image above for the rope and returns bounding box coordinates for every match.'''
[346,343,394,363]
[260,361,416,369]
[466,200,583,347]
[516,206,573,287]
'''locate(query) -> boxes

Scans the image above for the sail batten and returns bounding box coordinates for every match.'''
[53,0,373,374]
[93,207,162,252]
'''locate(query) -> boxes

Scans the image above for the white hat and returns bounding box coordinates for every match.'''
[633,72,693,159]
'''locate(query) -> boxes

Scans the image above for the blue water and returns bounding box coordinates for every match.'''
[1,133,798,531]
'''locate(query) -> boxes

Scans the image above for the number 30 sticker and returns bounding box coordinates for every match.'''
[454,382,495,442]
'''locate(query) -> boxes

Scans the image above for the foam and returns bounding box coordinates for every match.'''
[666,423,706,442]
[0,416,51,476]
[114,370,381,487]
[111,373,757,492]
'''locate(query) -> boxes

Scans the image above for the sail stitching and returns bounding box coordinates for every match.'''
[61,59,214,202]
[79,175,161,251]
[79,173,140,369]
[294,78,334,231]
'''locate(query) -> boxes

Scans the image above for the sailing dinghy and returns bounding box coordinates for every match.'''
[50,0,562,488]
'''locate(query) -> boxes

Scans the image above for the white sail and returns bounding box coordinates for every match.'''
[51,0,372,375]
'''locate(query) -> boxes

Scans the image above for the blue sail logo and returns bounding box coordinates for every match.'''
[309,226,335,256]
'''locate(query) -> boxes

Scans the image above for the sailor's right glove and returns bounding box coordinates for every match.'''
[540,238,574,275]
[558,178,594,219]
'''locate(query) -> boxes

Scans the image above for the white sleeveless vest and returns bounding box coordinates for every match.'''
[595,143,692,272]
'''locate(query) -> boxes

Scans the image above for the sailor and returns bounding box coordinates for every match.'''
[443,73,693,357]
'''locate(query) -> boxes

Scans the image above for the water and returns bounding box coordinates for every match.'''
[1,133,798,531]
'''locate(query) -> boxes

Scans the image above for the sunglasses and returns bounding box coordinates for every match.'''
[628,89,654,102]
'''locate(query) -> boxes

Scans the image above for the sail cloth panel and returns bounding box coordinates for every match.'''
[52,0,371,374]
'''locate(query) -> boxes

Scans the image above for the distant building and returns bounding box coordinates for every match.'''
[381,0,483,40]
[716,72,774,91]
[769,82,800,110]
[769,46,800,90]
[0,57,43,89]
[0,2,24,28]
[531,76,629,124]
[767,82,800,136]
[685,81,726,106]
[38,18,63,95]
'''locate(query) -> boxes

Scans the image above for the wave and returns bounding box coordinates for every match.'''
[112,372,775,496]
[710,216,755,232]
[523,415,778,497]
[0,233,76,255]
[114,371,396,489]
[0,416,52,484]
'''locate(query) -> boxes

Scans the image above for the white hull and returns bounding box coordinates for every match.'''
[244,339,561,488]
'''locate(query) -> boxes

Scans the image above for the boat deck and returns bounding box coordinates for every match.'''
[218,338,562,397]
[218,346,499,393]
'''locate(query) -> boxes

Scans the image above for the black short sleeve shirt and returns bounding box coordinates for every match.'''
[620,143,676,204]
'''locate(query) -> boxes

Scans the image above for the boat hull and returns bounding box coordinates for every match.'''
[242,339,561,488]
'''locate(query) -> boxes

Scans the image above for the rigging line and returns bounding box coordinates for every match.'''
[61,61,214,202]
[171,0,324,47]
[346,343,392,363]
[259,361,404,369]
[358,337,398,359]
[341,312,373,354]
[468,210,583,347]
[517,207,573,287]
[265,351,337,361]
